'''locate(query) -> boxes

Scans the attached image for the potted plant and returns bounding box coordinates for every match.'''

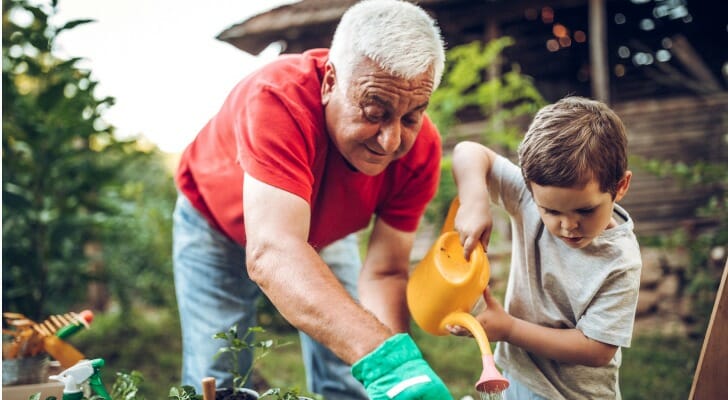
[169,325,316,400]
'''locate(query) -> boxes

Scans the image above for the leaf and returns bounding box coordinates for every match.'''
[57,18,96,33]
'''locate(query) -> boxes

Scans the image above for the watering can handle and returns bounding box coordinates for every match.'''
[441,197,461,235]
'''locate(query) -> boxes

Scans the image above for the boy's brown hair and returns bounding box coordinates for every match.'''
[517,96,628,198]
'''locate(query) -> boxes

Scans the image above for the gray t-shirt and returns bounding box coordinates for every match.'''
[489,155,642,400]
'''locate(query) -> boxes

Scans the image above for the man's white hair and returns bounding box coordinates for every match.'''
[328,0,446,90]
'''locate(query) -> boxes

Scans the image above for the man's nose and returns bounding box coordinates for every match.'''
[378,123,402,153]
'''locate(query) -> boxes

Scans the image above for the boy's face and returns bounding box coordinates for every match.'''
[531,173,631,249]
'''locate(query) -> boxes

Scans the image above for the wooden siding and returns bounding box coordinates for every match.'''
[614,93,728,235]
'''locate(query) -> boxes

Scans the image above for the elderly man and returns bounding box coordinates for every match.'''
[173,1,451,398]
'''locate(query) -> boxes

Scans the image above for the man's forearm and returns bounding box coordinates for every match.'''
[247,238,392,364]
[359,271,410,333]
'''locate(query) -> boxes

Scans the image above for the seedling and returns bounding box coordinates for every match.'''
[213,325,290,391]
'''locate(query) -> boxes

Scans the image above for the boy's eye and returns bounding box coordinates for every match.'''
[577,208,596,215]
[543,208,560,215]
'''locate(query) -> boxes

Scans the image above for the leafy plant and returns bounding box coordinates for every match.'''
[213,325,290,391]
[633,156,727,336]
[3,0,177,322]
[108,370,145,400]
[426,37,545,229]
[167,385,202,400]
[259,388,305,400]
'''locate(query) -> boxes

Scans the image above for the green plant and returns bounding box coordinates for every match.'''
[108,370,145,400]
[259,388,304,400]
[3,0,178,322]
[425,37,545,228]
[167,386,202,400]
[633,156,727,336]
[213,325,291,391]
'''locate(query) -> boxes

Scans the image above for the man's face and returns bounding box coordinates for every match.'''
[321,58,434,176]
[531,175,629,249]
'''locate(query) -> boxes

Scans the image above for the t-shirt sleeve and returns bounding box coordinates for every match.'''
[576,240,642,348]
[234,85,317,203]
[490,155,529,216]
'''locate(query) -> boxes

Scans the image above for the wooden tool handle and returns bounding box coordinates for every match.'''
[202,377,216,400]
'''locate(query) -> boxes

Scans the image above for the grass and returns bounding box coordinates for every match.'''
[620,334,701,400]
[71,307,705,400]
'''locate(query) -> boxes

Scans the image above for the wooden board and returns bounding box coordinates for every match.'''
[689,258,728,399]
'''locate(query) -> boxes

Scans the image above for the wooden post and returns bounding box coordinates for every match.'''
[589,0,609,104]
[689,258,728,399]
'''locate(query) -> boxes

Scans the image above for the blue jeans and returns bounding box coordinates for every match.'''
[173,195,368,399]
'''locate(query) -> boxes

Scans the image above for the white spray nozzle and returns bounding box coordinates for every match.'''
[49,359,94,393]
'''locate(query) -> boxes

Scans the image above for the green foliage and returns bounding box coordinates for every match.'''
[167,386,202,400]
[213,325,291,391]
[426,37,545,228]
[620,334,701,399]
[2,0,177,321]
[429,37,545,151]
[633,156,727,335]
[3,0,114,318]
[108,370,145,400]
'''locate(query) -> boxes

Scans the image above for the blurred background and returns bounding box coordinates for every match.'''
[3,0,727,398]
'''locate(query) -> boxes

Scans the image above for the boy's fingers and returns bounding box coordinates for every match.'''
[463,236,475,260]
[481,230,491,252]
[483,286,493,303]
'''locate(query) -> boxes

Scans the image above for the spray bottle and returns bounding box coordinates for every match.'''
[49,358,112,400]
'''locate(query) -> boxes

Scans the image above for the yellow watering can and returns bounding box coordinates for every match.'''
[406,197,509,396]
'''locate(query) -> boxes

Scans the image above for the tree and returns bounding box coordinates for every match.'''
[426,37,546,228]
[2,0,176,319]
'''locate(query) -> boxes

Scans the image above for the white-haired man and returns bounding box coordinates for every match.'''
[173,1,451,398]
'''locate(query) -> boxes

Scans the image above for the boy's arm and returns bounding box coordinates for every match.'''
[451,141,499,256]
[458,288,618,367]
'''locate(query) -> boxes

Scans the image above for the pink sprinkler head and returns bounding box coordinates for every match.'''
[475,354,509,396]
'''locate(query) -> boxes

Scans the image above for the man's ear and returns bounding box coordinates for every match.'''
[614,170,632,202]
[321,62,336,105]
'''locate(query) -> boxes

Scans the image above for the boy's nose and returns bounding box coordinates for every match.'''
[561,217,578,232]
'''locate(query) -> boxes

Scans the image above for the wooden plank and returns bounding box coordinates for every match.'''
[689,259,728,399]
[588,0,609,103]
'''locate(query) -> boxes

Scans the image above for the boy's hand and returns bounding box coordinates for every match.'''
[352,333,453,400]
[447,287,514,342]
[454,197,492,258]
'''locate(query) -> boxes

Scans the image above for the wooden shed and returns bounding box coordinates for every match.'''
[217,0,728,236]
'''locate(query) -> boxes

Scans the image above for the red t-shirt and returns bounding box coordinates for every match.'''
[176,49,441,249]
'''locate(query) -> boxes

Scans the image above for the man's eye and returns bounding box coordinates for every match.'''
[363,106,386,122]
[402,115,419,126]
[365,113,384,123]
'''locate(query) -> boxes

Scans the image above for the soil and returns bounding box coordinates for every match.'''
[215,388,257,400]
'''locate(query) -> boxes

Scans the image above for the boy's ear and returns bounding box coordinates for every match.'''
[614,170,632,202]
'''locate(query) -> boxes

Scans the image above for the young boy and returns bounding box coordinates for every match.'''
[449,96,642,399]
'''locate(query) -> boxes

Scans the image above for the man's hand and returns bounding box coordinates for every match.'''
[352,333,453,400]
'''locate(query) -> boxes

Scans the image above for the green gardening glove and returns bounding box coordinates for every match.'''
[352,333,453,400]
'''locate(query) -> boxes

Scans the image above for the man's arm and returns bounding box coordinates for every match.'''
[243,173,391,364]
[359,217,416,333]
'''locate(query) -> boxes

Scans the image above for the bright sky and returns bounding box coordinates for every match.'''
[51,0,297,153]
